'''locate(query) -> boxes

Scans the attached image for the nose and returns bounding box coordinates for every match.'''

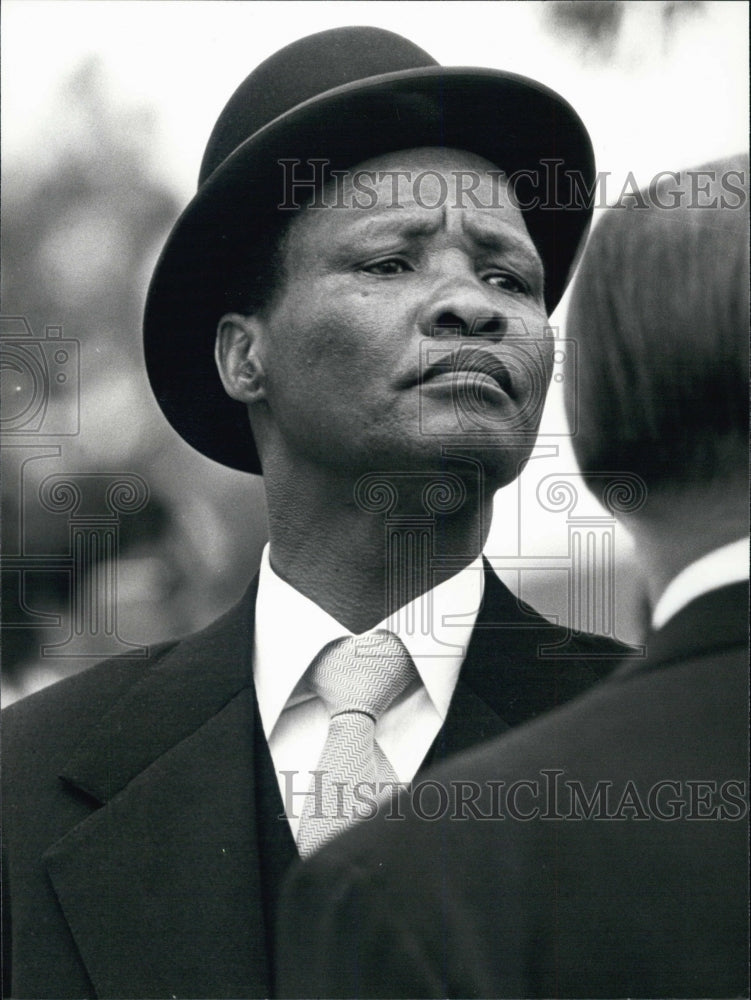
[422,284,507,340]
[430,310,506,339]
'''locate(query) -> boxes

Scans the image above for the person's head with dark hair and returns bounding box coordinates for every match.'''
[566,154,749,607]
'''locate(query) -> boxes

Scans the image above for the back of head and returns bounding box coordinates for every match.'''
[566,154,749,505]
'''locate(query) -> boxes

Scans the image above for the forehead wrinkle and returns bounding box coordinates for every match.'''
[293,193,544,289]
[322,204,447,242]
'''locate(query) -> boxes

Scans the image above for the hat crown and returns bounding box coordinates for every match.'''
[199,26,437,184]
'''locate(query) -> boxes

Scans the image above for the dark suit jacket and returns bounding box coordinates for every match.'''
[277,582,749,999]
[2,565,625,999]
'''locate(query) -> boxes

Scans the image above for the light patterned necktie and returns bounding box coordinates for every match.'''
[296,629,417,858]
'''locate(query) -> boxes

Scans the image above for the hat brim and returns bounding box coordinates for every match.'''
[144,66,594,473]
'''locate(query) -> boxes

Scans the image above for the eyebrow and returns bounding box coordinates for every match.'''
[343,208,539,253]
[328,206,546,286]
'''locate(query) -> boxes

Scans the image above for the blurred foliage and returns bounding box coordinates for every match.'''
[544,0,706,60]
[2,60,176,367]
[2,58,267,703]
[546,0,626,57]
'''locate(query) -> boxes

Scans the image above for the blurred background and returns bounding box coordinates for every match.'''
[2,0,748,704]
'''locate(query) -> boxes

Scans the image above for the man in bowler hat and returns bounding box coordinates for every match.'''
[3,27,626,999]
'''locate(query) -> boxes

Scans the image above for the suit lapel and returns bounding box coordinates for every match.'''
[44,580,273,999]
[39,563,636,993]
[426,563,613,767]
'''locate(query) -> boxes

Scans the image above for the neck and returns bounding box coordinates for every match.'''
[627,483,749,612]
[262,458,493,633]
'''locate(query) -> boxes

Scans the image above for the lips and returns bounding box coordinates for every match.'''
[416,349,514,399]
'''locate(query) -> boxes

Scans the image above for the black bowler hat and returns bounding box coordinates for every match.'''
[144,26,595,474]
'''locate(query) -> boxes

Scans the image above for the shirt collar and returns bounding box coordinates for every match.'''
[380,556,484,717]
[253,544,485,737]
[651,537,749,631]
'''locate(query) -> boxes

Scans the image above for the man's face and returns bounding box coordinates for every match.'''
[252,147,552,487]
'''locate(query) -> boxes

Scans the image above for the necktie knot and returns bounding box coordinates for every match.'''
[308,629,416,722]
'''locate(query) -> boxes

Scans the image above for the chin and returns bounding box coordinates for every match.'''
[352,439,533,493]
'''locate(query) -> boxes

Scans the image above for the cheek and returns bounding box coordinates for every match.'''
[507,312,553,397]
[268,305,376,400]
[540,337,555,380]
[535,338,555,393]
[303,298,395,370]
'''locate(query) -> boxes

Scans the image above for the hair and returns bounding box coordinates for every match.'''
[221,214,296,318]
[566,153,749,503]
[219,161,345,319]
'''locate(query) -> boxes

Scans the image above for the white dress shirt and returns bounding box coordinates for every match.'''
[651,537,749,631]
[253,544,485,838]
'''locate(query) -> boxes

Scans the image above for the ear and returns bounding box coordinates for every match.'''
[215,313,267,404]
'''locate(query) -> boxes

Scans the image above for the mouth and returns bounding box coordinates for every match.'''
[414,349,515,401]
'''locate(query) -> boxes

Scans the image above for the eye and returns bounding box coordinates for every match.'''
[360,258,412,276]
[484,271,528,294]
